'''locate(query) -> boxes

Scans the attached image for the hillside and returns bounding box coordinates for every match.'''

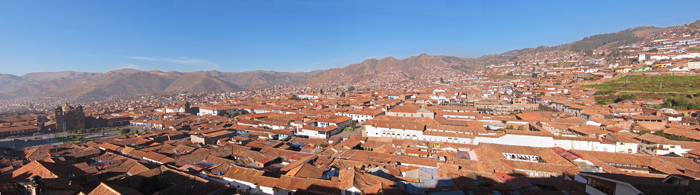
[164,73,243,93]
[5,69,144,98]
[584,75,700,94]
[557,26,659,52]
[2,19,698,101]
[0,74,29,92]
[2,70,247,101]
[298,25,673,85]
[202,70,322,89]
[50,71,178,100]
[300,54,479,85]
[0,68,320,100]
[21,71,101,82]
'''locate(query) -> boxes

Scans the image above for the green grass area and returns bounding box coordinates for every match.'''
[54,135,97,143]
[584,75,700,94]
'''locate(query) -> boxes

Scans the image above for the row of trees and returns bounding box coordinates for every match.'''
[505,125,525,130]
[595,93,637,105]
[217,110,250,118]
[653,130,696,142]
[64,127,106,134]
[662,97,700,110]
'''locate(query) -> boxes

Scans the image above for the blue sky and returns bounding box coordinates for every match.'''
[2,0,700,75]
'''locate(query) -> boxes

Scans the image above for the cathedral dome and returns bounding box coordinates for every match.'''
[63,103,74,111]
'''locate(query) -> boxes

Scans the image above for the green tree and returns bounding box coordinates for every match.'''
[119,128,131,135]
[347,86,355,91]
[349,121,356,129]
[615,94,637,103]
[596,99,609,105]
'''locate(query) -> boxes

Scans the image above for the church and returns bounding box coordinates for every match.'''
[54,103,86,131]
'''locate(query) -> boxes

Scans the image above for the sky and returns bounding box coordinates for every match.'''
[2,0,700,75]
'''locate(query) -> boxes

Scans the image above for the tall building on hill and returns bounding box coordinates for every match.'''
[55,103,85,131]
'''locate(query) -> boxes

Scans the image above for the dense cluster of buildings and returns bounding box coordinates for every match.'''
[1,73,700,194]
[1,20,700,195]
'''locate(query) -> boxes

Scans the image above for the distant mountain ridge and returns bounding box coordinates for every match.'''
[2,19,698,101]
[299,21,684,84]
[300,54,478,85]
[164,73,244,93]
[200,70,323,90]
[0,69,320,101]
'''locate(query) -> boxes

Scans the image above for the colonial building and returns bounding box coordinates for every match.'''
[320,89,345,98]
[54,103,86,131]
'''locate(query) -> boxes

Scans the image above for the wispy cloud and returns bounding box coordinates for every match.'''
[119,64,141,70]
[127,56,220,70]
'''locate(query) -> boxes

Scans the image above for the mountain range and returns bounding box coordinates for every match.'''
[2,19,698,102]
[0,69,320,101]
[299,54,477,86]
[299,20,700,85]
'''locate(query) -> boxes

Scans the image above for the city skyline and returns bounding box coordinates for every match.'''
[2,2,700,194]
[2,0,700,75]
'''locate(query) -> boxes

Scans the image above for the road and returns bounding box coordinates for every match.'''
[0,125,150,149]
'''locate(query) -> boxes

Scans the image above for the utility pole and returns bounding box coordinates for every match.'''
[660,82,663,91]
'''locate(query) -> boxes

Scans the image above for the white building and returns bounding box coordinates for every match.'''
[685,61,700,70]
[297,94,318,100]
[298,125,339,139]
[669,66,689,72]
[637,134,690,155]
[316,115,353,130]
[336,109,385,124]
[364,121,603,149]
[198,106,245,116]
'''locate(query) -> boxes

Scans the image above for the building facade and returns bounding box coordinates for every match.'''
[55,103,86,131]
